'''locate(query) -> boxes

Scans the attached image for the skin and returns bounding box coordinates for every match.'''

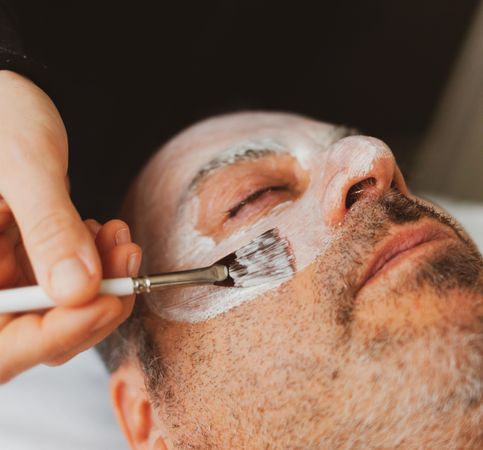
[0,71,140,382]
[112,112,482,449]
[0,217,141,381]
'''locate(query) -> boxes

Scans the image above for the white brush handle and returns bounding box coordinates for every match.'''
[0,278,135,314]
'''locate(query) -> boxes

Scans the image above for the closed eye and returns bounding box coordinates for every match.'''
[192,152,309,239]
[226,185,290,218]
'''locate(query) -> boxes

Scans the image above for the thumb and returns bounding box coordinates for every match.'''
[2,169,101,307]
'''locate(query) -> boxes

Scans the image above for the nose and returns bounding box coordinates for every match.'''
[321,136,408,226]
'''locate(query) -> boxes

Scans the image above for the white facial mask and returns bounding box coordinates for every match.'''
[145,120,393,322]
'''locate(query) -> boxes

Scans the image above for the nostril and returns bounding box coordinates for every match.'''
[345,177,402,209]
[345,177,377,209]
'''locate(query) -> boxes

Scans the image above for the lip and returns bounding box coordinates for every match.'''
[357,222,454,293]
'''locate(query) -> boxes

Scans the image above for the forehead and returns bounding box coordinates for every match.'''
[146,113,336,209]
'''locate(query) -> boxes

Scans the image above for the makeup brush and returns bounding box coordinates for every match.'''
[0,229,294,313]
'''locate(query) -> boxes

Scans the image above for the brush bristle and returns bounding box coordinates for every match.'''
[226,229,295,288]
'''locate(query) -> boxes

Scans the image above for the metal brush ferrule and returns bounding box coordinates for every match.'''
[132,276,151,294]
[132,264,228,294]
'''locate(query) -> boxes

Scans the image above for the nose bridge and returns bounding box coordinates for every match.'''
[320,136,408,226]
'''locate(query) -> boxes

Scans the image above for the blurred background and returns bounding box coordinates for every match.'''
[12,0,483,221]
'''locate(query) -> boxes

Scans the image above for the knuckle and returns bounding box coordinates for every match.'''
[84,219,102,236]
[106,218,127,228]
[120,299,135,322]
[0,367,14,384]
[0,314,16,330]
[43,346,70,367]
[44,355,71,367]
[27,210,82,253]
[49,334,74,360]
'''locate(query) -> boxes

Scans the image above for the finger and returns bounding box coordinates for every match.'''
[4,220,101,289]
[0,235,18,288]
[0,211,13,230]
[45,314,123,366]
[0,313,17,331]
[95,219,131,257]
[14,242,36,286]
[103,243,141,323]
[46,243,142,366]
[45,299,134,366]
[45,301,131,366]
[103,242,142,278]
[0,196,10,214]
[1,170,101,307]
[44,321,116,366]
[84,219,102,239]
[64,175,71,194]
[0,294,123,383]
[0,193,13,230]
[3,222,20,245]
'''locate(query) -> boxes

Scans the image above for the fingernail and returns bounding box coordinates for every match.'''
[115,228,131,245]
[50,257,91,299]
[93,307,120,331]
[127,252,141,277]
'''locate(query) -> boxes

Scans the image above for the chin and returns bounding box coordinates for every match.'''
[341,264,483,446]
[321,318,483,449]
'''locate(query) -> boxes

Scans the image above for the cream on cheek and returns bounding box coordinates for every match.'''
[163,196,217,268]
[147,141,336,323]
[147,134,399,322]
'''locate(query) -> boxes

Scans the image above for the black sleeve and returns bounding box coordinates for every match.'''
[0,0,52,97]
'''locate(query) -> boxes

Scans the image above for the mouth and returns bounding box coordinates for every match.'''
[358,222,455,293]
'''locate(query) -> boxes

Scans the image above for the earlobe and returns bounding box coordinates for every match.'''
[110,363,167,449]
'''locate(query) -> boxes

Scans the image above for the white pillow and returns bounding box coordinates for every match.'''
[0,350,128,450]
[425,194,483,252]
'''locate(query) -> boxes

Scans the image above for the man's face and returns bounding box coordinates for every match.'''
[130,113,482,449]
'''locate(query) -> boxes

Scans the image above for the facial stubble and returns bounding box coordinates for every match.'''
[306,191,483,448]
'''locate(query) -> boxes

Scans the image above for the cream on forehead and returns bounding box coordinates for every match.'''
[209,137,286,161]
[189,132,315,181]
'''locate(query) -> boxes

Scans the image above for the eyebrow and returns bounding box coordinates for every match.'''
[187,140,288,194]
[184,126,356,200]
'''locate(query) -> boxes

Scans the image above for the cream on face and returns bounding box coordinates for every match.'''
[141,113,397,322]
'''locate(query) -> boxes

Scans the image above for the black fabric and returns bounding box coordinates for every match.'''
[0,0,52,99]
[0,1,479,221]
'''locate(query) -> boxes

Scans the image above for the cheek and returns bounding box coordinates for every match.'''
[156,267,344,410]
[220,156,335,272]
[153,155,337,323]
[274,177,334,271]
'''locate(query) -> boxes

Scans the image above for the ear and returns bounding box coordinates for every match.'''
[110,362,169,450]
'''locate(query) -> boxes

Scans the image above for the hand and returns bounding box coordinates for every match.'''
[0,70,100,305]
[0,70,141,382]
[0,219,141,383]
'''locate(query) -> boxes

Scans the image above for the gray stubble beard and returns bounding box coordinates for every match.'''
[310,191,483,449]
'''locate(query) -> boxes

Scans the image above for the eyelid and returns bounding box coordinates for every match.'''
[193,152,310,239]
[226,184,290,218]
